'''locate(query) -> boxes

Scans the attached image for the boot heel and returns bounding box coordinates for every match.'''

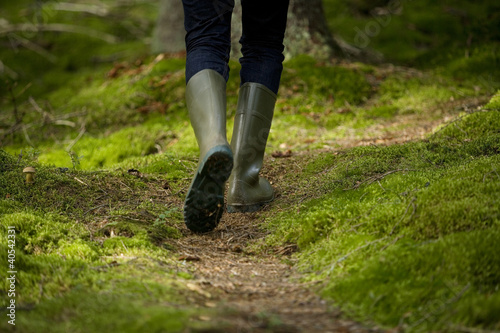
[204,146,233,184]
[184,145,233,233]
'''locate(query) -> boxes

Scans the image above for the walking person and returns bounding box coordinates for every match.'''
[182,0,290,232]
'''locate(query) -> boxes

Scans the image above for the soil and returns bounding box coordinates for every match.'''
[170,213,383,333]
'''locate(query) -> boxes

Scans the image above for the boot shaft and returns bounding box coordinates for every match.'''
[227,82,277,211]
[231,82,277,178]
[186,69,229,158]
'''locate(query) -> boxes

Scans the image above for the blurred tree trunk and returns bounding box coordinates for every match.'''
[152,0,185,53]
[153,0,344,58]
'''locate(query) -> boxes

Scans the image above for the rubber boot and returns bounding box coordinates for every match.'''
[183,69,233,233]
[227,82,276,213]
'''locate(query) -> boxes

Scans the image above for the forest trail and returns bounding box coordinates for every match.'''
[158,101,478,332]
[170,212,380,333]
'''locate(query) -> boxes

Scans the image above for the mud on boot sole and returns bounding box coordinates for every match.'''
[184,146,233,233]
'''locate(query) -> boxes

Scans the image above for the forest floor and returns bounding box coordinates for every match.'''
[163,99,472,332]
[1,58,499,333]
[1,1,500,332]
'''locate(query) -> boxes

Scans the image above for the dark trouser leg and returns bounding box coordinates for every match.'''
[182,0,235,83]
[239,0,289,94]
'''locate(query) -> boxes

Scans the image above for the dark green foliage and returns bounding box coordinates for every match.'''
[282,55,372,107]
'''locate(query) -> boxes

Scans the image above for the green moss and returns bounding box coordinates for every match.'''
[485,90,500,109]
[5,290,194,333]
[0,210,87,255]
[282,55,372,107]
[266,108,500,331]
[0,0,157,100]
[327,229,500,331]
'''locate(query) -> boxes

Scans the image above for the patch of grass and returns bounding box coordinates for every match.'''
[266,108,500,331]
[377,75,465,115]
[281,55,372,108]
[3,289,196,333]
[486,90,500,110]
[329,229,500,332]
[0,147,203,332]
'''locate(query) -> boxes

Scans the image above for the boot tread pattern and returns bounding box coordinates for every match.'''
[184,149,233,233]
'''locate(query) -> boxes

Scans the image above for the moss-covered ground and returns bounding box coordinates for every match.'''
[1,0,499,332]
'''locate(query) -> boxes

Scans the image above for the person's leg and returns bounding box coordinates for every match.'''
[182,0,234,82]
[227,0,289,213]
[182,0,235,232]
[239,0,289,94]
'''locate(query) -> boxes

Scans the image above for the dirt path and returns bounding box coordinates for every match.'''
[168,212,382,332]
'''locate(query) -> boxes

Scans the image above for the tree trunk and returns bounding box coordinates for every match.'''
[283,0,343,58]
[153,0,343,58]
[151,0,185,53]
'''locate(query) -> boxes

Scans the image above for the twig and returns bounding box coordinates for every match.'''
[344,169,413,191]
[328,237,388,273]
[53,3,109,16]
[453,122,468,136]
[376,180,386,192]
[66,124,86,152]
[29,96,55,126]
[483,166,500,182]
[346,222,367,233]
[0,23,118,43]
[390,197,417,235]
[359,191,368,202]
[9,33,57,62]
[379,235,402,251]
[84,204,107,215]
[22,125,34,147]
[74,177,88,186]
[409,284,470,329]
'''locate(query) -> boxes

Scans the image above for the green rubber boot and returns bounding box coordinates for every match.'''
[227,82,276,213]
[183,69,233,233]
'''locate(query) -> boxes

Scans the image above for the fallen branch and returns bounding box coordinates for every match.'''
[409,283,470,329]
[9,33,57,62]
[53,3,109,16]
[344,169,414,191]
[66,124,86,152]
[0,23,118,43]
[390,196,417,235]
[328,237,388,273]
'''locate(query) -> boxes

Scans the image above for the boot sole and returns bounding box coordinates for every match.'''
[184,145,233,233]
[227,197,274,213]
